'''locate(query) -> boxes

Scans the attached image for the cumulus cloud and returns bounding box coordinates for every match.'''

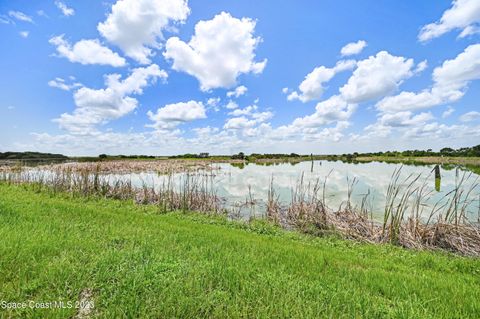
[377,44,480,112]
[362,111,435,140]
[8,11,33,23]
[288,60,356,103]
[48,77,82,91]
[164,12,267,91]
[459,111,480,122]
[403,122,480,140]
[55,1,75,16]
[49,35,126,67]
[251,111,273,122]
[414,60,428,73]
[55,64,167,133]
[19,31,29,38]
[224,117,258,130]
[206,97,221,111]
[147,100,206,130]
[418,0,480,42]
[98,0,190,64]
[229,105,257,117]
[377,111,434,127]
[442,106,455,118]
[340,40,367,56]
[339,51,415,103]
[225,101,239,110]
[224,102,273,133]
[227,85,248,98]
[291,95,356,128]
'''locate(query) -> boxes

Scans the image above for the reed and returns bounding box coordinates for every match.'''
[262,166,480,255]
[0,165,221,215]
[1,164,479,256]
[34,159,218,175]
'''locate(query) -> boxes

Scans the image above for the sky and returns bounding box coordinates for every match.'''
[0,0,479,156]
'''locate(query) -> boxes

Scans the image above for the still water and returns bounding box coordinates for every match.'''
[114,160,480,220]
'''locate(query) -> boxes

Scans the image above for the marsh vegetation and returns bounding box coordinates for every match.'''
[2,158,479,256]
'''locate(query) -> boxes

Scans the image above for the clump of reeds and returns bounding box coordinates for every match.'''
[266,167,480,256]
[36,159,218,175]
[1,163,479,256]
[0,165,221,215]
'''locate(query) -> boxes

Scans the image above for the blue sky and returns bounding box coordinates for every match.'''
[0,0,479,156]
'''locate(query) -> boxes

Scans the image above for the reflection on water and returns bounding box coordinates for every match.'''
[435,178,441,192]
[109,160,479,220]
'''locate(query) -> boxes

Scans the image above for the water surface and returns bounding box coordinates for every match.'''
[118,160,480,220]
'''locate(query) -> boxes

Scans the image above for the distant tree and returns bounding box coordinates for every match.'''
[440,147,455,155]
[231,152,245,160]
[99,154,108,159]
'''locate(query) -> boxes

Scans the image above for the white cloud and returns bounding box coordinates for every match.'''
[206,97,221,111]
[55,1,75,16]
[225,101,239,109]
[251,111,273,122]
[282,87,289,94]
[223,103,272,132]
[8,11,33,23]
[48,77,82,91]
[377,111,434,127]
[229,105,257,117]
[340,51,415,103]
[418,0,480,42]
[98,0,190,64]
[288,60,356,103]
[377,44,480,112]
[459,111,480,122]
[147,100,206,130]
[49,35,126,67]
[224,117,258,130]
[291,95,356,128]
[55,64,167,133]
[361,111,434,140]
[442,106,455,118]
[164,12,267,91]
[404,122,480,140]
[340,40,367,56]
[19,31,29,38]
[223,100,273,135]
[414,60,428,73]
[227,85,248,98]
[459,25,480,37]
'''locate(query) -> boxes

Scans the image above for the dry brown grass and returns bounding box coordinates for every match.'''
[36,159,218,174]
[266,168,480,256]
[1,163,479,256]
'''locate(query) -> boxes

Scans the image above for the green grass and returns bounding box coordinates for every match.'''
[0,183,479,318]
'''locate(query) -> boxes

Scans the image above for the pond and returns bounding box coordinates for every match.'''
[109,160,480,221]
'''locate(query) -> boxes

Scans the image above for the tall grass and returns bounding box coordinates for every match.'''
[265,166,480,256]
[1,164,479,256]
[0,165,221,215]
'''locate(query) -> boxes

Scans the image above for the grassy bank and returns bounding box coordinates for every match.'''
[0,184,479,318]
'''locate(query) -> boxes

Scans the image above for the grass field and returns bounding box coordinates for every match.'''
[0,183,479,318]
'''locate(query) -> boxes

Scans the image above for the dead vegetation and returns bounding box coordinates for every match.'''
[1,164,479,256]
[33,159,218,174]
[266,167,480,256]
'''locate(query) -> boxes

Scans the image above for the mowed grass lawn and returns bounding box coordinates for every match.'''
[0,184,479,318]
